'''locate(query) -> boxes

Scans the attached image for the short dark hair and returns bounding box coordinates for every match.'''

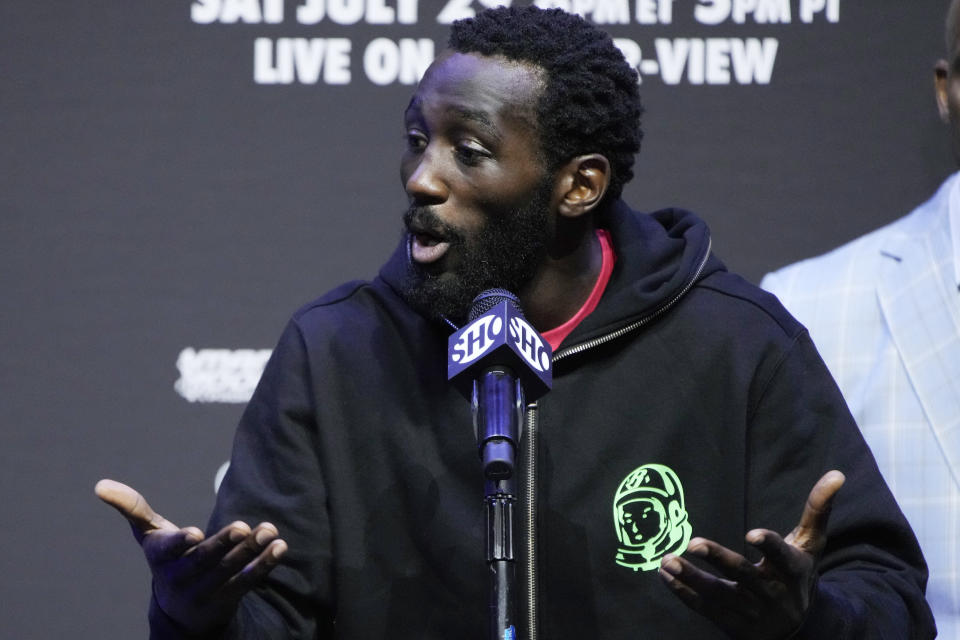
[449,6,643,205]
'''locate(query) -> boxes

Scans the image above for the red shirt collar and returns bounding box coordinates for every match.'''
[541,229,615,351]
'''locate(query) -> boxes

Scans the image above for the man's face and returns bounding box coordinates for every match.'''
[399,52,555,322]
[936,8,960,163]
[618,499,665,546]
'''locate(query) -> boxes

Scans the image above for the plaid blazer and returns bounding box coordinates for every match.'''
[762,173,960,639]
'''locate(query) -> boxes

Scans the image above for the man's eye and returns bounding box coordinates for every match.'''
[455,144,488,165]
[406,132,427,151]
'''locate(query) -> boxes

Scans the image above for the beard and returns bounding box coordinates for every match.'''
[400,180,552,324]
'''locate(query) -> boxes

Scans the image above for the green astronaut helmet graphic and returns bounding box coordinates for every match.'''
[613,463,692,571]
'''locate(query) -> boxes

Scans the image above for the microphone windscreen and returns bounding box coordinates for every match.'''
[468,288,522,322]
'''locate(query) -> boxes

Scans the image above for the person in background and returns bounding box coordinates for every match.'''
[761,1,960,636]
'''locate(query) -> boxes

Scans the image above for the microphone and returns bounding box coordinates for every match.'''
[447,289,553,479]
[449,289,552,639]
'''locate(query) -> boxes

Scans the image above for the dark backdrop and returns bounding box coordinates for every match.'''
[1,2,952,637]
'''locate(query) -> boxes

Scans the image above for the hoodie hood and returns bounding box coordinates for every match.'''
[563,201,723,346]
[378,200,723,341]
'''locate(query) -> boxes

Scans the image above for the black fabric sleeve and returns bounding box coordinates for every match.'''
[745,331,936,639]
[147,319,335,639]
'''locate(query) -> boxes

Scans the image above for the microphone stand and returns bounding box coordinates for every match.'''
[475,366,524,640]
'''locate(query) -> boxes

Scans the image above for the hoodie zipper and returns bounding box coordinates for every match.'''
[520,237,711,640]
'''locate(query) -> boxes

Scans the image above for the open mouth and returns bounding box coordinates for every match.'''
[410,231,451,264]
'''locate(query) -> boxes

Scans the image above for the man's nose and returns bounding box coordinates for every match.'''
[404,151,448,205]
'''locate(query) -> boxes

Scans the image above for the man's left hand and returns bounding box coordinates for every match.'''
[658,470,845,639]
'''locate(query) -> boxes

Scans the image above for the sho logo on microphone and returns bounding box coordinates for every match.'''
[450,314,503,365]
[448,298,552,401]
[508,316,549,373]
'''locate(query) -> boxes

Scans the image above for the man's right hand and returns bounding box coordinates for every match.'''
[94,478,288,635]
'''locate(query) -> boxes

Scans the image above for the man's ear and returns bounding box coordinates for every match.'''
[554,154,611,218]
[935,59,950,123]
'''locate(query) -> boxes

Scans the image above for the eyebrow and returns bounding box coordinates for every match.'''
[404,98,503,142]
[448,106,495,131]
[445,105,504,144]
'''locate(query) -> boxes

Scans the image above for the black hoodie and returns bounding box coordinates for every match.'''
[157,203,934,638]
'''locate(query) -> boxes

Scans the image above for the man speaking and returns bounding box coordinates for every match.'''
[97,6,934,638]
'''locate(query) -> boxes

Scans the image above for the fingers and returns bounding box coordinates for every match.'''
[659,554,707,609]
[659,552,761,625]
[745,529,811,588]
[189,522,265,573]
[150,527,287,634]
[682,538,781,611]
[96,478,287,619]
[741,471,845,580]
[219,538,288,601]
[176,522,284,590]
[95,479,179,541]
[799,470,845,529]
[788,470,845,552]
[686,537,760,585]
[661,474,844,637]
